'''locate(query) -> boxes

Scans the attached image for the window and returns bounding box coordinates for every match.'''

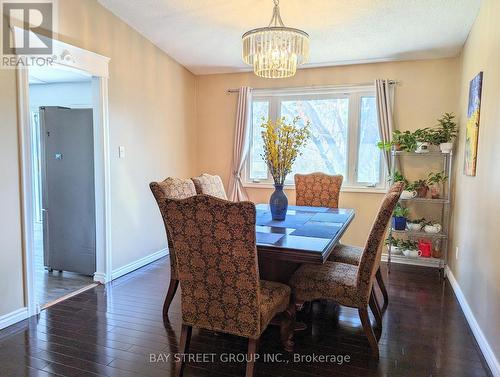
[246,85,385,190]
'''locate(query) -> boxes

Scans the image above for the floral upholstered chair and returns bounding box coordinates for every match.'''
[150,177,197,317]
[158,195,295,377]
[294,172,343,208]
[289,187,403,359]
[191,173,228,200]
[329,182,405,314]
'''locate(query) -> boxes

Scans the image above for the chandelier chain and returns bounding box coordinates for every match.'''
[268,0,285,27]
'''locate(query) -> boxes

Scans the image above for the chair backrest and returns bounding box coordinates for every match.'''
[294,172,343,208]
[159,195,262,339]
[149,177,197,279]
[192,173,228,200]
[356,182,404,302]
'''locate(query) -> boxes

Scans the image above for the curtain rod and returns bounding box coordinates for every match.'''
[226,80,400,94]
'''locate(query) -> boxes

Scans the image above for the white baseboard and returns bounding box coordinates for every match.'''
[446,266,499,377]
[111,248,169,280]
[0,307,28,330]
[93,272,107,284]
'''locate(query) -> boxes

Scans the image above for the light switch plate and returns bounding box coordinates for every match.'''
[118,146,125,159]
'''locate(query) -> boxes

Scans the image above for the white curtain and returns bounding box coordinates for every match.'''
[228,87,252,202]
[375,79,395,171]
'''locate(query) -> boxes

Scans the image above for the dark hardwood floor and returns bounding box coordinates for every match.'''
[0,257,492,377]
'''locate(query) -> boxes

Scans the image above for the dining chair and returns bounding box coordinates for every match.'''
[329,182,405,314]
[150,177,197,318]
[158,195,295,377]
[289,188,403,359]
[294,172,343,208]
[191,173,228,200]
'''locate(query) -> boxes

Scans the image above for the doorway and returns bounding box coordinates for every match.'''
[17,37,111,316]
[29,67,98,307]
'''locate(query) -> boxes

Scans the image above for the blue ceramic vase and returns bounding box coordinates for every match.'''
[270,184,288,221]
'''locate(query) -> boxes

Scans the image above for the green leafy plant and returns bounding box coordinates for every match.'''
[423,220,440,226]
[429,113,458,144]
[389,171,411,190]
[413,128,433,143]
[393,203,409,218]
[393,130,417,151]
[384,235,400,247]
[400,239,418,250]
[427,171,448,185]
[411,179,429,197]
[408,217,426,224]
[377,130,417,152]
[405,181,418,191]
[376,141,392,150]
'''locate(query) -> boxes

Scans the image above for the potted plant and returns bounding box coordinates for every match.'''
[427,171,448,199]
[390,171,416,199]
[377,130,417,152]
[423,221,442,234]
[430,113,458,153]
[385,235,402,254]
[407,217,425,231]
[413,128,432,153]
[261,116,310,220]
[392,203,409,231]
[412,179,429,198]
[401,240,421,258]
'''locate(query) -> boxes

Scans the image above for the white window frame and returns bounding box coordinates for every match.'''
[243,85,387,193]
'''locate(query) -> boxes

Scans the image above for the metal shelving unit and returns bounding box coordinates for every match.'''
[386,149,453,276]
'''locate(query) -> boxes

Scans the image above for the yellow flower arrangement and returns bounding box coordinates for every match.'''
[261,116,311,185]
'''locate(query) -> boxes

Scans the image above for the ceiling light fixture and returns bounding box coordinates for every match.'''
[242,0,309,79]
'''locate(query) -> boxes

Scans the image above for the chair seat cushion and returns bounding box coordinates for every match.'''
[259,280,291,330]
[289,261,363,307]
[329,243,362,265]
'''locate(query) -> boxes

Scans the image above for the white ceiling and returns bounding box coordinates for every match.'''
[98,0,481,75]
[29,66,91,84]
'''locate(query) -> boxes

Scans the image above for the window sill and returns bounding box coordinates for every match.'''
[242,182,387,194]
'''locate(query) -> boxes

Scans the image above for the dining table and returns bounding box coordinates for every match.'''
[255,203,355,283]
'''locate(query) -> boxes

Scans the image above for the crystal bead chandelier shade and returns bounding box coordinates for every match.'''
[242,0,309,79]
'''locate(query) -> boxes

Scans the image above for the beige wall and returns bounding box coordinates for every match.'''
[196,58,459,246]
[57,1,197,270]
[449,0,500,361]
[0,0,197,316]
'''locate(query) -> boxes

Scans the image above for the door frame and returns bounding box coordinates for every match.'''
[16,33,112,315]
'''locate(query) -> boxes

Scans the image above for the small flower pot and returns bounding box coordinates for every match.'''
[388,245,402,255]
[440,142,453,153]
[430,184,441,199]
[424,224,442,234]
[416,185,429,198]
[415,142,430,153]
[392,216,407,231]
[407,222,422,231]
[401,190,417,200]
[402,249,422,258]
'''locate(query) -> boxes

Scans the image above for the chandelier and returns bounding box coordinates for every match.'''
[242,0,309,79]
